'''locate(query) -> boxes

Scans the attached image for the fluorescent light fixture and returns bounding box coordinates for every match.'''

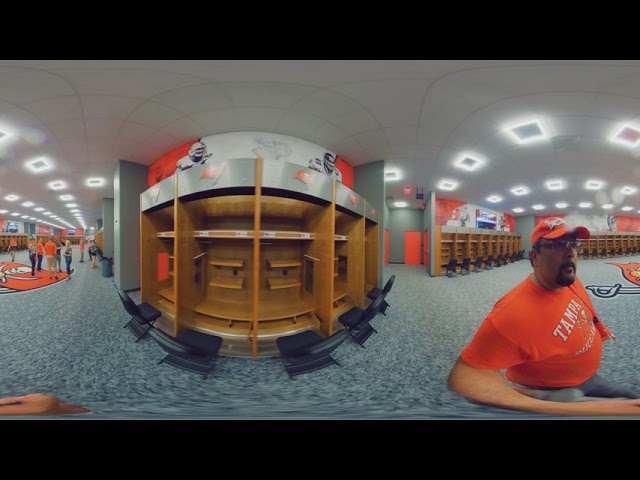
[21,201,35,207]
[0,128,12,144]
[622,206,633,211]
[69,209,80,213]
[59,194,73,201]
[620,186,637,195]
[602,204,614,209]
[384,170,399,181]
[510,186,530,196]
[579,202,592,208]
[29,217,36,220]
[394,201,408,208]
[532,204,545,210]
[454,153,484,171]
[504,119,546,144]
[48,180,66,190]
[34,207,45,211]
[0,209,7,214]
[4,194,19,201]
[486,195,503,203]
[545,179,566,191]
[555,202,568,209]
[43,211,51,215]
[25,157,51,173]
[72,213,82,216]
[512,207,525,213]
[10,212,19,216]
[609,123,640,147]
[65,203,78,208]
[86,177,105,187]
[585,180,603,190]
[20,215,28,218]
[437,179,458,191]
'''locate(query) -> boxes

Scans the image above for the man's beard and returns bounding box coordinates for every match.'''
[555,261,577,287]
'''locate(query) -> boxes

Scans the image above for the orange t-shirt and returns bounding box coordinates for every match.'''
[36,242,45,255]
[79,239,84,250]
[461,275,606,388]
[9,239,17,247]
[44,241,57,256]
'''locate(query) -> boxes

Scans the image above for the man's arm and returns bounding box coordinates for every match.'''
[448,356,640,416]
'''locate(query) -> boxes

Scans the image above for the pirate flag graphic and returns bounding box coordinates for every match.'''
[585,261,640,298]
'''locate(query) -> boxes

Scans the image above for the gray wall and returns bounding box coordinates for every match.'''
[387,209,424,263]
[353,160,385,288]
[515,215,537,255]
[102,198,114,258]
[114,160,148,291]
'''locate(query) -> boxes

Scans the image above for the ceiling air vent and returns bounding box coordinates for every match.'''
[552,135,581,152]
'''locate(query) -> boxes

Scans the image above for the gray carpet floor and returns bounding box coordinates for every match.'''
[1,248,639,419]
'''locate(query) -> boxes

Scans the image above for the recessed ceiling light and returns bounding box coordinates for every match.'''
[69,209,80,213]
[21,201,35,207]
[486,195,503,203]
[504,119,546,144]
[29,217,36,220]
[0,209,7,214]
[545,179,566,191]
[72,213,82,217]
[512,207,525,213]
[25,157,52,173]
[532,204,545,210]
[0,128,11,144]
[394,201,407,208]
[620,186,637,195]
[10,212,19,216]
[510,186,530,196]
[437,179,458,191]
[34,207,45,212]
[59,195,73,201]
[579,202,592,208]
[4,194,19,201]
[454,153,484,171]
[622,206,633,211]
[20,215,29,218]
[610,123,640,147]
[65,203,78,208]
[585,180,603,190]
[602,204,614,209]
[86,177,105,187]
[555,202,568,208]
[384,170,399,181]
[48,180,66,190]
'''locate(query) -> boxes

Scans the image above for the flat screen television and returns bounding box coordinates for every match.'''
[67,230,75,235]
[476,209,497,230]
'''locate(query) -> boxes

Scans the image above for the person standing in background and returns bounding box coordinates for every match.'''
[8,237,17,262]
[63,240,73,280]
[29,238,37,276]
[54,236,63,273]
[89,240,98,269]
[36,237,44,272]
[79,237,85,263]
[44,236,58,281]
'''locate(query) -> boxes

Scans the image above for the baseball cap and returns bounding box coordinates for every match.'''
[531,217,590,245]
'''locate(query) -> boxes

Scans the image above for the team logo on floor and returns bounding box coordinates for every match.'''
[0,262,74,294]
[585,262,640,298]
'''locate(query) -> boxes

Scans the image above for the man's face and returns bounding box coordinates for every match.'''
[189,143,207,162]
[532,234,580,288]
[323,153,336,172]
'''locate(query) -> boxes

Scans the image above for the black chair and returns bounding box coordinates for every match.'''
[115,284,162,342]
[446,258,458,277]
[591,248,598,259]
[460,257,471,275]
[148,326,222,378]
[473,256,484,272]
[276,328,350,379]
[494,253,504,267]
[484,255,495,270]
[338,294,385,347]
[366,275,395,315]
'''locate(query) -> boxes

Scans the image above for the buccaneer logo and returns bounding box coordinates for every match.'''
[585,261,640,298]
[0,261,73,294]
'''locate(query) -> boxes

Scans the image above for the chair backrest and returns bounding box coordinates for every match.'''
[148,326,195,356]
[461,257,470,268]
[382,275,395,294]
[115,283,142,319]
[359,294,385,326]
[446,259,458,271]
[303,328,350,357]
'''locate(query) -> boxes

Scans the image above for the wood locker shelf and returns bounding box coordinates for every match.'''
[267,259,301,268]
[210,277,244,289]
[267,277,301,290]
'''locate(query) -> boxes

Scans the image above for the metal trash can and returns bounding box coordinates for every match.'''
[101,257,113,277]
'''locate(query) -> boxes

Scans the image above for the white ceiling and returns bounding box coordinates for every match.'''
[1,59,640,230]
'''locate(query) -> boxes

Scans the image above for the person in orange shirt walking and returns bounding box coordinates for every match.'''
[8,237,17,262]
[79,237,85,263]
[43,236,58,280]
[448,217,640,416]
[29,238,37,276]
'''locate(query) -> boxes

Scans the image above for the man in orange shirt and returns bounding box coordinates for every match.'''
[79,237,85,263]
[448,217,640,416]
[8,237,17,262]
[43,236,58,280]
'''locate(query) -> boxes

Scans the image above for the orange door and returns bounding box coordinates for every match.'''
[404,231,421,264]
[384,229,389,265]
[423,229,429,267]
